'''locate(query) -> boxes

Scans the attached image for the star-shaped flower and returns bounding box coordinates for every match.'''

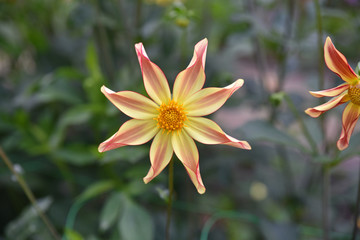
[305,37,360,150]
[99,39,251,193]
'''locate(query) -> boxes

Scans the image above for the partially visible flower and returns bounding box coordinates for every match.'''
[305,37,360,150]
[99,38,251,194]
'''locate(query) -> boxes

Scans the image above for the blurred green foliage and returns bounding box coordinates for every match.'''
[1,0,360,239]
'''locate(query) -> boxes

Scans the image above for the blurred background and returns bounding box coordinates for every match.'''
[1,0,360,239]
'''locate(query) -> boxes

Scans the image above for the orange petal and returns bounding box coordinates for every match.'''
[98,119,158,152]
[309,83,349,98]
[305,93,349,118]
[143,132,173,184]
[135,43,171,105]
[185,117,251,149]
[184,79,244,116]
[324,37,358,84]
[171,131,205,194]
[173,38,208,104]
[337,102,360,150]
[101,86,158,119]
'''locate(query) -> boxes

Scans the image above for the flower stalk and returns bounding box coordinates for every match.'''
[166,158,174,240]
[351,162,360,240]
[0,147,60,240]
[322,166,330,240]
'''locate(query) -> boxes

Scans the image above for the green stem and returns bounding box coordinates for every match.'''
[314,0,324,92]
[166,158,174,240]
[351,162,360,240]
[322,166,330,240]
[94,0,114,81]
[0,147,60,240]
[247,0,268,103]
[276,0,296,92]
[314,0,326,151]
[284,94,317,155]
[270,0,297,122]
[135,0,143,41]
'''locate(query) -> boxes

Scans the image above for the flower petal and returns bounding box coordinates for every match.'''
[99,119,158,152]
[337,102,360,150]
[184,79,244,116]
[171,131,205,194]
[173,38,208,104]
[135,43,171,105]
[305,93,349,118]
[143,132,173,184]
[101,86,158,119]
[324,37,358,85]
[185,117,251,149]
[309,83,349,98]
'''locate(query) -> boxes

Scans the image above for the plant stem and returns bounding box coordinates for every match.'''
[246,0,268,103]
[351,162,360,240]
[314,0,324,92]
[284,94,317,155]
[314,0,327,151]
[270,0,297,122]
[0,147,60,240]
[135,0,143,41]
[322,166,330,240]
[166,158,174,240]
[276,0,297,92]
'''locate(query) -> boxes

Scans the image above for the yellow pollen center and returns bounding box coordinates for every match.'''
[155,100,187,133]
[348,86,360,105]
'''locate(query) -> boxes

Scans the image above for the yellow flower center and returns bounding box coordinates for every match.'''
[155,100,187,133]
[348,85,360,105]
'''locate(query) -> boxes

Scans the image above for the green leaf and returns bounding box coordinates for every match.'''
[54,144,98,166]
[84,41,105,103]
[119,200,154,240]
[50,105,93,148]
[86,41,102,78]
[240,120,304,150]
[77,181,115,203]
[5,197,53,239]
[355,61,360,76]
[339,132,360,159]
[65,229,84,240]
[100,146,148,164]
[99,192,126,232]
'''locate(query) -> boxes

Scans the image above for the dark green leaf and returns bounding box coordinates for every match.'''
[119,200,154,240]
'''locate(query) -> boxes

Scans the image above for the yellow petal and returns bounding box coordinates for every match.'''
[171,131,205,194]
[101,86,158,119]
[135,43,171,105]
[309,83,349,98]
[173,38,208,104]
[98,119,158,152]
[143,132,173,184]
[337,102,360,150]
[324,37,358,85]
[184,79,244,116]
[305,93,349,118]
[185,117,251,149]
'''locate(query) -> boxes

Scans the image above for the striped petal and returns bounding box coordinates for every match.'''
[172,131,205,194]
[337,102,360,150]
[185,117,251,149]
[101,86,158,119]
[143,132,173,184]
[173,38,208,104]
[309,83,349,98]
[184,79,244,116]
[98,119,158,152]
[135,43,171,105]
[305,93,349,118]
[324,37,358,85]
